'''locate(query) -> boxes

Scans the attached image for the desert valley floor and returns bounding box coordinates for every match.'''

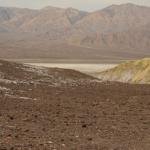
[0,60,150,150]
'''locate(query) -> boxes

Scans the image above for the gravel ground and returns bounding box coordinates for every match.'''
[0,60,150,150]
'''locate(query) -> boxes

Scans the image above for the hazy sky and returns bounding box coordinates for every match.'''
[0,0,150,11]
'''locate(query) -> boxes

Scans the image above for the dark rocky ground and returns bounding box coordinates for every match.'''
[0,60,150,150]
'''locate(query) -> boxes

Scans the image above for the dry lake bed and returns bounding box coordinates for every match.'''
[26,63,117,75]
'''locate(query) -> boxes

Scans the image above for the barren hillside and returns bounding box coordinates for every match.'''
[96,58,150,84]
[0,60,150,149]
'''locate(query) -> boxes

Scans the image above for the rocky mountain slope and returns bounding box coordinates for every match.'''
[0,6,87,34]
[96,58,150,84]
[0,3,149,60]
[0,60,150,149]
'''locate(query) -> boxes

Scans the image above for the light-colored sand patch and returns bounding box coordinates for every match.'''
[26,63,117,74]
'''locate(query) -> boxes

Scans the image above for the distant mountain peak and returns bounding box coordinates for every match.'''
[41,6,64,11]
[65,7,80,14]
[120,3,137,6]
[103,3,141,11]
[66,7,76,10]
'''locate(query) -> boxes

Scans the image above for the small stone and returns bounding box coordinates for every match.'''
[10,147,14,150]
[47,141,53,144]
[82,124,87,128]
[61,139,64,142]
[8,115,14,120]
[87,137,92,141]
[62,144,65,147]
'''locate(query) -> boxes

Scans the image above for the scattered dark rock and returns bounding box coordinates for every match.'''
[0,60,149,150]
[82,124,87,128]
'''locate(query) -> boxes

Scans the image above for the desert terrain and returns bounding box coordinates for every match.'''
[0,60,150,150]
[0,2,150,150]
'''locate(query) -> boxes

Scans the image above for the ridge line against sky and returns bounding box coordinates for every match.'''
[0,0,150,11]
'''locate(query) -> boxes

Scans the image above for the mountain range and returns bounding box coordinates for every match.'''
[0,3,150,60]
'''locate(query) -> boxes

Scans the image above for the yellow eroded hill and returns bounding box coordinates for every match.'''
[96,58,150,84]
